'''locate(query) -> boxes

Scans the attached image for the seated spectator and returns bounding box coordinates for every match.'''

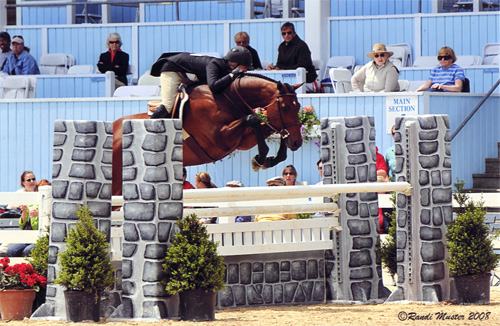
[226,180,252,222]
[376,147,390,234]
[195,172,217,223]
[2,35,40,75]
[266,22,318,92]
[416,46,465,92]
[351,43,399,92]
[282,164,305,186]
[97,32,129,89]
[315,159,323,185]
[234,32,262,70]
[0,32,11,71]
[256,176,297,222]
[37,179,51,187]
[7,171,40,257]
[182,167,195,190]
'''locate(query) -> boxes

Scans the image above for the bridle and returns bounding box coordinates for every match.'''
[229,77,301,139]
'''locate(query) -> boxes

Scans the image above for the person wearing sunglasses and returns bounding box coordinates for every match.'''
[416,46,465,92]
[282,164,303,186]
[266,22,318,91]
[97,32,130,89]
[1,35,40,75]
[17,170,38,192]
[351,43,400,93]
[234,31,262,70]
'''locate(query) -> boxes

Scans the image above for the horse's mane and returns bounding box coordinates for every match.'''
[241,72,280,85]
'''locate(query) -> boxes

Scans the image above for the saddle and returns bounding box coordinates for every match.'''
[147,83,192,120]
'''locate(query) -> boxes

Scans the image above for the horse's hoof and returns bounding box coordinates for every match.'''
[251,157,262,171]
[151,104,169,119]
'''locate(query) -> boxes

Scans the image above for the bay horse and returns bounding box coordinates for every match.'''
[112,74,303,195]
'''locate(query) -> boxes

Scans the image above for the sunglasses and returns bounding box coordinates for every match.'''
[438,55,452,61]
[374,53,385,58]
[281,31,293,36]
[109,41,119,44]
[283,172,296,176]
[25,178,36,182]
[236,41,248,46]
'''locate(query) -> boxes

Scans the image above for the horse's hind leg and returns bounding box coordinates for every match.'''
[248,122,270,171]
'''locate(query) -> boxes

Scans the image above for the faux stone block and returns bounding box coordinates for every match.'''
[348,154,367,165]
[139,184,155,201]
[253,272,263,283]
[157,184,171,200]
[138,223,156,241]
[122,260,132,278]
[307,260,318,279]
[347,143,365,154]
[233,285,246,305]
[143,284,166,297]
[420,263,445,282]
[99,184,111,200]
[158,222,172,242]
[349,250,372,267]
[52,180,69,199]
[345,128,363,142]
[87,201,111,217]
[69,163,95,179]
[219,287,234,307]
[240,262,251,284]
[284,282,298,303]
[432,188,452,204]
[158,202,183,220]
[345,117,363,127]
[263,285,273,304]
[420,209,431,224]
[74,135,98,148]
[419,141,438,155]
[347,220,371,235]
[418,155,439,169]
[420,227,442,240]
[397,210,407,228]
[280,272,291,282]
[432,207,443,226]
[419,171,429,186]
[52,202,79,220]
[418,116,437,129]
[144,120,166,133]
[247,285,264,305]
[273,284,283,303]
[421,242,445,262]
[345,167,355,180]
[123,184,139,200]
[254,262,264,272]
[352,237,373,249]
[419,130,438,140]
[142,262,164,282]
[291,261,306,280]
[346,200,358,216]
[280,261,290,271]
[227,264,239,284]
[123,223,139,241]
[351,281,372,301]
[396,231,407,249]
[144,167,168,183]
[265,262,279,283]
[171,147,183,162]
[350,267,373,279]
[144,244,168,259]
[420,188,430,206]
[359,203,369,218]
[142,134,167,152]
[122,243,137,257]
[423,284,442,302]
[431,171,441,186]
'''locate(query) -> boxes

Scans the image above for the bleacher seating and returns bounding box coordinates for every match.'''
[387,43,412,67]
[0,76,36,99]
[483,43,500,64]
[320,56,355,90]
[455,55,482,67]
[67,65,94,74]
[413,56,439,68]
[398,80,410,91]
[38,53,74,75]
[137,71,160,86]
[329,68,352,94]
[113,85,160,97]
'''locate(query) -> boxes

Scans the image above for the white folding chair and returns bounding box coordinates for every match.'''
[329,68,352,94]
[321,56,355,90]
[39,53,72,74]
[0,76,36,99]
[113,85,160,97]
[67,65,94,74]
[398,80,410,91]
[483,43,500,65]
[137,70,160,86]
[388,43,412,66]
[408,80,426,91]
[456,55,482,67]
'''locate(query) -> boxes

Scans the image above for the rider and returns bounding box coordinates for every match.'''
[151,46,252,119]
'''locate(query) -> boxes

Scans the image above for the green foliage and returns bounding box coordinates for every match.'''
[28,230,49,277]
[163,214,225,295]
[296,213,313,219]
[446,182,499,276]
[55,206,114,295]
[380,193,397,276]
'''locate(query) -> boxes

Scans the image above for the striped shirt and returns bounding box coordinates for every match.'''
[429,63,465,86]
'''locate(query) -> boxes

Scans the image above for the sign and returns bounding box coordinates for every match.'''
[385,95,418,133]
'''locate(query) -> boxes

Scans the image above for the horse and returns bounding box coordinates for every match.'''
[112,74,303,195]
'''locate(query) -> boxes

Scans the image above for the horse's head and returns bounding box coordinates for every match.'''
[236,76,303,151]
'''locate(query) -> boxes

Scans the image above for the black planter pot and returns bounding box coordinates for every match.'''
[64,290,100,322]
[179,289,217,321]
[32,287,46,313]
[454,273,491,304]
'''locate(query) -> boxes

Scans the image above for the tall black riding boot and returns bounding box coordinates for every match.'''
[151,104,169,119]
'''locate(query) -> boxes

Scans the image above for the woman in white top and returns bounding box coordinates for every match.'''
[17,170,38,192]
[351,43,400,92]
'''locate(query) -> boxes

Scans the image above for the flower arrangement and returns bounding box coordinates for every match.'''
[0,257,47,292]
[298,105,320,141]
[254,107,268,124]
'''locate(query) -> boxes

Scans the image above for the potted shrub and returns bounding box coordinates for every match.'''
[446,181,499,304]
[380,195,397,286]
[162,214,225,321]
[28,231,49,312]
[0,257,47,320]
[55,206,114,322]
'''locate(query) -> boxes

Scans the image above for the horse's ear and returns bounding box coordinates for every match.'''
[292,83,304,90]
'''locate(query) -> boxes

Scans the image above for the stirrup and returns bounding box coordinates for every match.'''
[151,104,169,119]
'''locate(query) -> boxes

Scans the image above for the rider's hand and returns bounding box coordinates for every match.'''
[231,67,242,76]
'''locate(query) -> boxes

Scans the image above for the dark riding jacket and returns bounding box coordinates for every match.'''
[151,52,234,94]
[97,50,129,85]
[276,35,317,83]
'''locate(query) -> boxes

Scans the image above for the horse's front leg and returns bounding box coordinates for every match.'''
[261,136,287,169]
[246,118,270,171]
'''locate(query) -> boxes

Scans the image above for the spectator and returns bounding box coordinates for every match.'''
[265,176,286,187]
[416,46,465,92]
[266,22,318,91]
[0,32,11,71]
[97,32,129,89]
[150,46,252,119]
[385,126,397,182]
[7,171,41,257]
[256,176,296,222]
[351,43,399,92]
[226,180,252,222]
[37,179,51,187]
[2,35,40,75]
[195,172,217,224]
[315,159,323,185]
[234,31,262,70]
[282,164,303,186]
[376,147,390,234]
[182,167,195,190]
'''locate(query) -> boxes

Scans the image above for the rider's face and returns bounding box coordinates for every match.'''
[228,62,248,72]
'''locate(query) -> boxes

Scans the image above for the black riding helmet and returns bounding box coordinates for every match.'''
[224,46,252,67]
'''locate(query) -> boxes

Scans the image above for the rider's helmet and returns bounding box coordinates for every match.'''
[224,46,252,67]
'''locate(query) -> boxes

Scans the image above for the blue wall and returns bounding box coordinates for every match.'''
[143,0,244,22]
[0,93,495,191]
[420,14,499,56]
[330,0,433,16]
[34,75,109,98]
[330,16,414,65]
[21,6,67,25]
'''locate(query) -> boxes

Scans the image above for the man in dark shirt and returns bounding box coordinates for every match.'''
[234,31,262,70]
[150,46,252,119]
[267,22,317,85]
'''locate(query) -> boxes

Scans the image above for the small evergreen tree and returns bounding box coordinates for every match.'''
[380,193,397,277]
[55,206,114,295]
[29,231,49,277]
[162,214,225,295]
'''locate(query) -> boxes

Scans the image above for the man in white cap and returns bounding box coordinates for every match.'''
[149,46,252,119]
[2,35,40,75]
